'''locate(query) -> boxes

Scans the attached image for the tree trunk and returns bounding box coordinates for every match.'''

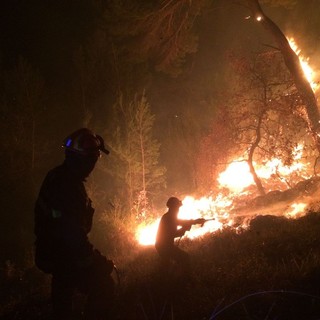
[138,107,147,213]
[247,0,320,152]
[247,109,266,196]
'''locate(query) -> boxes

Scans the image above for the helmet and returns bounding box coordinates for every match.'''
[62,128,110,156]
[166,197,182,208]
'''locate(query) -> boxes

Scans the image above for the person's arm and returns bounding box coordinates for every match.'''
[175,226,187,238]
[175,218,207,238]
[174,219,192,238]
[51,177,94,261]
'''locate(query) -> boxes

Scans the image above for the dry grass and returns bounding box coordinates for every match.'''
[2,212,320,319]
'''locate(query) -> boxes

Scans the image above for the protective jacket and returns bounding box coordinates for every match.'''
[34,161,95,273]
[155,212,187,250]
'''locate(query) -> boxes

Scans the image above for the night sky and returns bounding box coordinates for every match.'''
[1,1,95,78]
[2,1,319,105]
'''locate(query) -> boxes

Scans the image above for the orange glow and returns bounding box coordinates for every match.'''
[135,143,313,246]
[218,161,253,191]
[136,196,228,246]
[288,37,319,92]
[285,202,307,218]
[135,39,318,246]
[136,218,160,246]
[217,144,308,193]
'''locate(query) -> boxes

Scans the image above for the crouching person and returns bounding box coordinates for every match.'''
[34,128,114,319]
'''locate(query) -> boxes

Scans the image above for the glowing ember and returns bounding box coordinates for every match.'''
[286,202,307,218]
[135,39,318,246]
[136,196,228,246]
[288,37,319,92]
[135,143,313,246]
[218,161,253,191]
[136,218,160,246]
[217,145,308,193]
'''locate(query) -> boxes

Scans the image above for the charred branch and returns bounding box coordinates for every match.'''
[246,0,320,153]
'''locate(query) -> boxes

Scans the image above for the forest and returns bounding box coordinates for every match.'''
[2,0,320,319]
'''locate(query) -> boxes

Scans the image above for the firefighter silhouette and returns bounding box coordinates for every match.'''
[155,197,205,267]
[34,128,114,319]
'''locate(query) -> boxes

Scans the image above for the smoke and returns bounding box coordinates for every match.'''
[232,177,320,224]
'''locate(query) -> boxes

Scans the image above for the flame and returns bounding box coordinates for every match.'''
[285,202,307,218]
[288,37,319,92]
[218,161,253,191]
[136,196,229,246]
[135,39,318,246]
[218,144,307,192]
[135,143,313,246]
[136,218,160,246]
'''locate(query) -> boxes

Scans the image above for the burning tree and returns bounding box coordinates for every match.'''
[136,39,319,247]
[246,0,320,153]
[223,49,316,196]
[102,0,320,245]
[126,0,320,154]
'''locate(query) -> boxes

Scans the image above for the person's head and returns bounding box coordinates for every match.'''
[166,197,182,215]
[62,128,109,179]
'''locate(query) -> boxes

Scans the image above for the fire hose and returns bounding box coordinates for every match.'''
[176,218,215,247]
[113,264,121,288]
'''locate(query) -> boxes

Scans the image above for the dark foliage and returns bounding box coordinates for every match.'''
[2,212,320,319]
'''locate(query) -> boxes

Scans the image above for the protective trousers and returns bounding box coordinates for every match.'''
[51,263,114,319]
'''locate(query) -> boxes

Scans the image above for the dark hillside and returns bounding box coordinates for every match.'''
[2,212,320,319]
